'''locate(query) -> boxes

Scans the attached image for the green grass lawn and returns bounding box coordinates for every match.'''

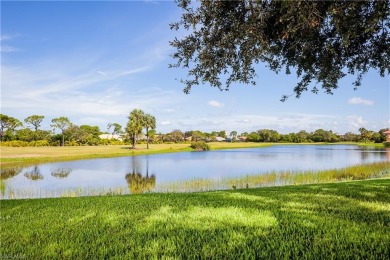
[1,179,389,259]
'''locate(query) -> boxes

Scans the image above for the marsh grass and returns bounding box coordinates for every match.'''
[156,161,390,193]
[1,179,389,258]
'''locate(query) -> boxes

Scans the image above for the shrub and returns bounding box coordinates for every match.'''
[384,142,390,147]
[0,140,29,147]
[190,141,210,151]
[30,140,50,147]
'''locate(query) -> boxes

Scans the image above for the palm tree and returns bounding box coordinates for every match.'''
[144,114,156,149]
[359,127,371,143]
[126,109,145,149]
[230,131,238,142]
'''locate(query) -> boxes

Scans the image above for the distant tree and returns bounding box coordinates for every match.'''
[170,129,185,143]
[288,133,299,143]
[170,0,390,100]
[310,129,326,142]
[67,125,101,145]
[257,129,279,142]
[144,114,156,149]
[296,130,309,143]
[230,131,238,142]
[341,132,359,142]
[376,128,390,143]
[107,123,122,139]
[240,132,248,137]
[0,114,22,141]
[184,131,193,140]
[147,129,157,144]
[126,109,145,149]
[218,130,227,138]
[247,132,260,142]
[191,130,204,142]
[107,123,113,136]
[358,127,371,143]
[112,123,122,135]
[24,115,44,140]
[51,117,71,146]
[15,128,35,142]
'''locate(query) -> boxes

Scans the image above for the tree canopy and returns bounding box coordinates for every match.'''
[24,115,44,132]
[51,117,71,146]
[126,109,146,149]
[170,0,390,100]
[144,113,156,149]
[0,114,22,141]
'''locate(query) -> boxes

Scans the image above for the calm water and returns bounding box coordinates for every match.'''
[1,145,389,199]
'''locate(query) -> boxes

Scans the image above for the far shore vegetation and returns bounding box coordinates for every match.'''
[1,113,389,149]
[1,111,389,167]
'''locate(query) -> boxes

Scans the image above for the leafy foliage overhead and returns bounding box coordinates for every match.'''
[170,0,390,100]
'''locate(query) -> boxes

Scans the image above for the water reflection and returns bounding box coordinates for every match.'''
[24,166,44,181]
[0,167,22,180]
[386,148,390,160]
[1,145,388,199]
[125,156,156,194]
[51,168,72,179]
[0,168,23,197]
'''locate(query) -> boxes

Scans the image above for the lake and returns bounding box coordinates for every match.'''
[1,145,389,199]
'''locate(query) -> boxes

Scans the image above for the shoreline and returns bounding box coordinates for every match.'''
[0,142,386,168]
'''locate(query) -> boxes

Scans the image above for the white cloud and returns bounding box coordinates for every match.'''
[0,46,20,53]
[348,97,374,106]
[208,100,224,108]
[1,34,16,41]
[97,71,107,76]
[117,66,150,77]
[161,121,171,126]
[170,112,338,134]
[347,115,368,129]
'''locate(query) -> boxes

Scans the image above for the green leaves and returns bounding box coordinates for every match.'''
[126,110,156,149]
[170,0,390,100]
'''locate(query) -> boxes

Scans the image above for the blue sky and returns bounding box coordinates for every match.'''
[1,1,389,135]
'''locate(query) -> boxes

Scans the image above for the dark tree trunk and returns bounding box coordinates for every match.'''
[146,127,149,149]
[61,130,65,146]
[132,134,136,149]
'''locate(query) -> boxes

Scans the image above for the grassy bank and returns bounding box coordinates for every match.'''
[1,179,389,258]
[0,142,269,167]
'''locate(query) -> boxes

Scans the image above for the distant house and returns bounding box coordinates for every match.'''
[99,134,123,141]
[215,137,226,142]
[238,136,247,142]
[384,130,390,142]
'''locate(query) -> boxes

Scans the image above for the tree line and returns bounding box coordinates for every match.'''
[0,110,157,148]
[0,112,388,147]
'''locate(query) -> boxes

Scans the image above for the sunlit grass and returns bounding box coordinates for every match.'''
[1,179,389,258]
